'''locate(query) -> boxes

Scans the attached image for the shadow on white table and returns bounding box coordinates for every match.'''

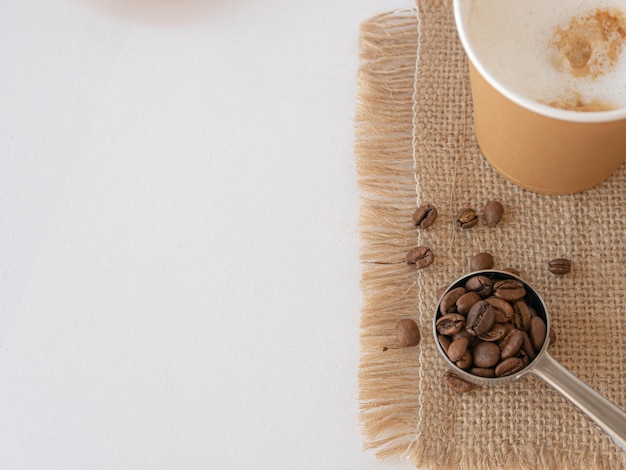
[78,0,242,23]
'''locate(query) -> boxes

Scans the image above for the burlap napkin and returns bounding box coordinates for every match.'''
[355,2,626,469]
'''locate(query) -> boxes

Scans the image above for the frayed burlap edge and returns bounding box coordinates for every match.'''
[355,8,423,461]
[355,5,626,470]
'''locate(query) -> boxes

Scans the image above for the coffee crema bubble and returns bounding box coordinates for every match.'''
[467,0,626,112]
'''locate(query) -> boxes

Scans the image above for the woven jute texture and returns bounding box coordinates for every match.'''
[355,2,626,469]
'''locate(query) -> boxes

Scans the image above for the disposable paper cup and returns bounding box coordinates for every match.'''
[453,1,626,195]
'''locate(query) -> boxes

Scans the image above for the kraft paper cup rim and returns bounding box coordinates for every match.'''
[453,0,626,124]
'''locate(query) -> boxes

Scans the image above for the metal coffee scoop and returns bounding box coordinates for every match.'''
[433,270,626,452]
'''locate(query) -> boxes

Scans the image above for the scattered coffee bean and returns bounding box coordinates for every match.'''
[411,203,438,229]
[406,246,434,270]
[471,252,494,271]
[455,207,479,229]
[483,200,505,227]
[548,258,572,275]
[396,319,420,347]
[443,370,476,393]
[382,347,388,352]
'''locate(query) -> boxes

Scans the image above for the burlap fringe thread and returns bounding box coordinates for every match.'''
[355,8,423,462]
[355,6,626,470]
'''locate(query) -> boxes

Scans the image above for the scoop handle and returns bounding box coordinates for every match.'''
[530,351,626,452]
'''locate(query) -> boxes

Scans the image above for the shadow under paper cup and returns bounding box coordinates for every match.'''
[454,1,626,195]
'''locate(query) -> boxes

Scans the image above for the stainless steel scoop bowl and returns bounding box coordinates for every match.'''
[433,270,626,452]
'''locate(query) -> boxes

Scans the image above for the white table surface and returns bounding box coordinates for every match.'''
[0,0,419,468]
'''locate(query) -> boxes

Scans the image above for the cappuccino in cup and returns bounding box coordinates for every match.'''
[454,0,626,194]
[466,0,626,112]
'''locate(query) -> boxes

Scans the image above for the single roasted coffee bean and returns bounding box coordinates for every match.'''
[438,335,451,354]
[465,301,496,337]
[499,328,524,359]
[483,200,505,227]
[443,370,476,393]
[396,319,420,347]
[470,367,496,378]
[493,279,526,301]
[447,336,470,362]
[436,314,466,336]
[513,300,532,331]
[455,207,479,229]
[440,287,466,314]
[471,252,494,271]
[477,323,509,342]
[530,316,547,351]
[411,203,438,229]
[521,331,537,360]
[473,342,501,368]
[406,246,434,270]
[548,258,571,275]
[456,351,473,370]
[456,291,481,315]
[485,297,514,323]
[495,357,525,377]
[451,330,474,345]
[464,275,493,298]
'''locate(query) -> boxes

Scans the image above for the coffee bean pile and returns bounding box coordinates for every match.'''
[392,198,569,385]
[436,274,547,379]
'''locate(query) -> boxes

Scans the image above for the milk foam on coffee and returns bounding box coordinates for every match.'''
[467,0,626,111]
